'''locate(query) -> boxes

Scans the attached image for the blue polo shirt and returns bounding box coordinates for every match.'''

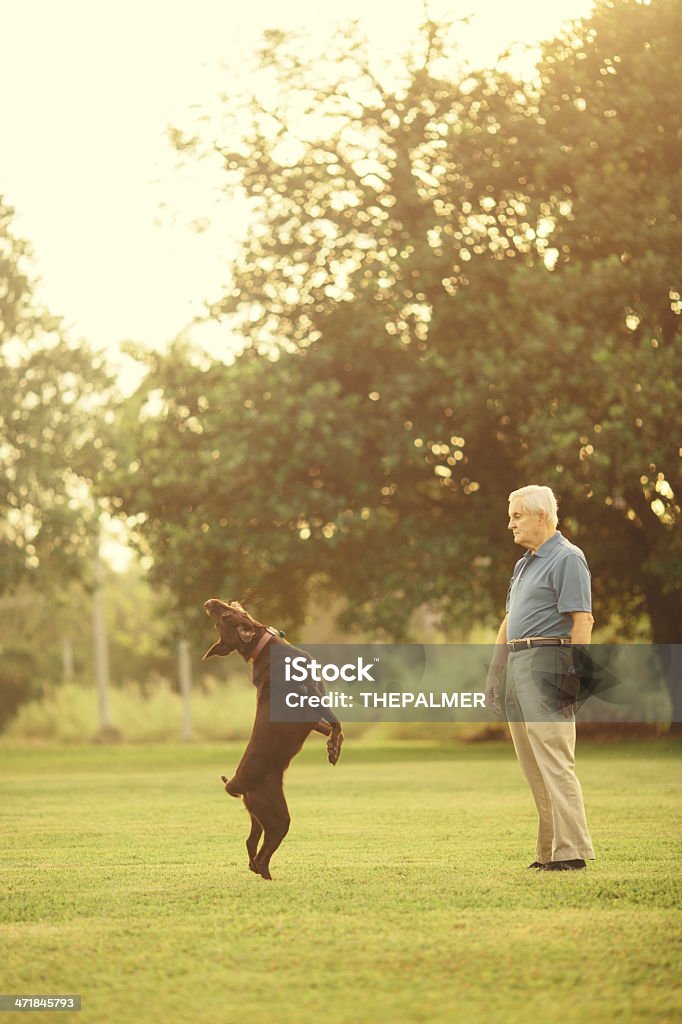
[505,531,592,641]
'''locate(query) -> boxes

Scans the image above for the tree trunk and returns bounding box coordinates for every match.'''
[645,584,682,732]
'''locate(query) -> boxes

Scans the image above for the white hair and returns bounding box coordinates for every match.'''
[508,485,559,527]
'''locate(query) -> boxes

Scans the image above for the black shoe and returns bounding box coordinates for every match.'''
[543,859,586,871]
[528,861,546,869]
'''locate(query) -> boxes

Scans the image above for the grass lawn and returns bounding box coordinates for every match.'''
[0,738,680,1024]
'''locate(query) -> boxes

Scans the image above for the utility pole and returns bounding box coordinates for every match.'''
[178,638,193,741]
[62,636,75,683]
[92,536,114,738]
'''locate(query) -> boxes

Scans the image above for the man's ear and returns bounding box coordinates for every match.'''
[237,625,256,645]
[202,640,234,660]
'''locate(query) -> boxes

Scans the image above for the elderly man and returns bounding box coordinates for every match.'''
[486,485,595,871]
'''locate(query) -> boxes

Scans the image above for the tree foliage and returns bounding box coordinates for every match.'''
[108,0,681,649]
[0,196,109,596]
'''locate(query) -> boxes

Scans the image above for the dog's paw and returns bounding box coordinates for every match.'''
[327,736,343,765]
[221,774,244,798]
[221,774,237,795]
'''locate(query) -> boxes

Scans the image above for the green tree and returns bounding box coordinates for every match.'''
[0,196,108,597]
[109,0,680,673]
[0,196,111,722]
[516,0,682,646]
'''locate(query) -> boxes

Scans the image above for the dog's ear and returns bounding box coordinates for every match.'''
[236,624,256,645]
[202,640,234,660]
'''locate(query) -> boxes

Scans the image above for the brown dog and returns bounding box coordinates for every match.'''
[203,599,344,879]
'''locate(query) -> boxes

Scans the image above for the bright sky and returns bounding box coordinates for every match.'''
[1,0,594,361]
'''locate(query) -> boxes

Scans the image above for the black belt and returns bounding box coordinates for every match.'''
[507,637,572,652]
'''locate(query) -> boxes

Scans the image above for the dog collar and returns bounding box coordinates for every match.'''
[248,627,282,663]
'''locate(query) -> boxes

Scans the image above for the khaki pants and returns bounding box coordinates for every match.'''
[505,649,595,863]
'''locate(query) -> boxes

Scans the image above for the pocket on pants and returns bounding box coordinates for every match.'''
[514,649,570,723]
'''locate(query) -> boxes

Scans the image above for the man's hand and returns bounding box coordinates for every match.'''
[557,696,578,718]
[561,617,592,717]
[557,664,580,718]
[485,678,503,718]
[486,616,508,719]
